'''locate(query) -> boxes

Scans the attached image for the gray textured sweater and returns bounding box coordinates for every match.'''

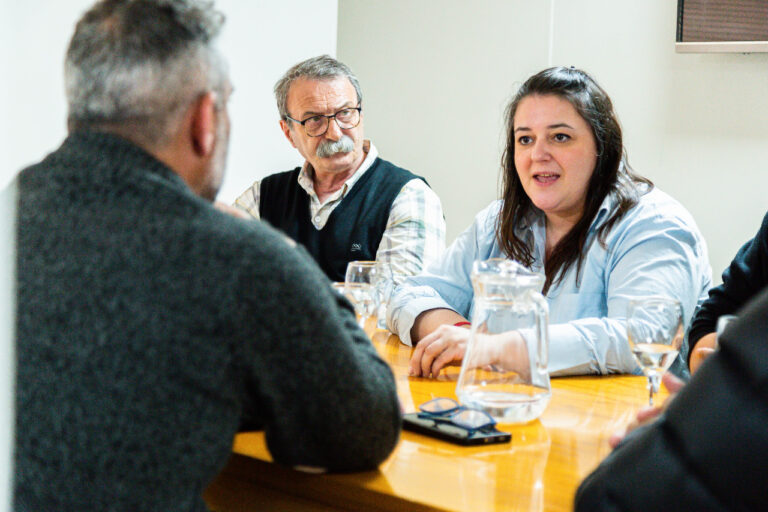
[14,131,401,511]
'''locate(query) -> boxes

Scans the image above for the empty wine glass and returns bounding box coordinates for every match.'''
[344,261,379,329]
[626,297,684,407]
[372,262,397,330]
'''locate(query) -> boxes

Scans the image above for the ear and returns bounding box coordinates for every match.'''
[279,119,298,148]
[191,92,217,158]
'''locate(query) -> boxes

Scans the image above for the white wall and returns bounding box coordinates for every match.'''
[0,0,339,198]
[337,0,768,284]
[2,0,94,188]
[214,0,338,202]
[551,0,768,284]
[338,0,550,249]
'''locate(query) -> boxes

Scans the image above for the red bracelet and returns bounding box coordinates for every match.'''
[454,321,471,327]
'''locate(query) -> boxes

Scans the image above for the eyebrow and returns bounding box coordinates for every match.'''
[514,122,575,133]
[301,101,357,118]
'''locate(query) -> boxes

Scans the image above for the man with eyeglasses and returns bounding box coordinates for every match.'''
[235,55,445,283]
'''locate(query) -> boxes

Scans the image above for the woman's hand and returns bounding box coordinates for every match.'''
[409,327,530,379]
[409,325,471,378]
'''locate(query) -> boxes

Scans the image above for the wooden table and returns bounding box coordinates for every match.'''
[205,328,665,512]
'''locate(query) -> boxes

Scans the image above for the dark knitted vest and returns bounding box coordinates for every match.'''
[259,157,424,281]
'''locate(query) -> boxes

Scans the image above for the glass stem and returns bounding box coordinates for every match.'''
[647,373,661,407]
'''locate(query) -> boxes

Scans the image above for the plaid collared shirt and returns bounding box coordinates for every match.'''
[234,141,445,282]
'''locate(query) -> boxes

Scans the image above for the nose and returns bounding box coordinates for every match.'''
[324,116,343,141]
[531,139,550,161]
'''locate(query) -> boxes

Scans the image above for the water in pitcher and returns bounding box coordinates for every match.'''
[459,386,550,424]
[456,259,551,424]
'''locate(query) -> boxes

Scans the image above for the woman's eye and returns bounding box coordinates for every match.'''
[517,136,532,145]
[553,133,570,142]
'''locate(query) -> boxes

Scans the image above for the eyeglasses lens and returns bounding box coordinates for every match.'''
[305,109,360,137]
[420,397,460,414]
[451,409,495,430]
[335,109,359,127]
[303,117,324,136]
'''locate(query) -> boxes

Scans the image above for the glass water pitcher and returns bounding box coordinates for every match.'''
[456,258,551,424]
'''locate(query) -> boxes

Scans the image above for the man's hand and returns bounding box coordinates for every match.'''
[689,332,717,374]
[609,372,686,448]
[214,201,251,220]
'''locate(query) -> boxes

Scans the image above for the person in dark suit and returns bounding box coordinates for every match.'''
[575,285,768,511]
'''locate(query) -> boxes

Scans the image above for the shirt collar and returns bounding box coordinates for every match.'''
[297,140,376,198]
[589,192,616,232]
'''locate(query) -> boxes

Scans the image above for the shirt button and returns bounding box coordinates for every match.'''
[314,216,321,223]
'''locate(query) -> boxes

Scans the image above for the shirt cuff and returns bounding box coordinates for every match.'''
[546,323,603,376]
[390,296,456,347]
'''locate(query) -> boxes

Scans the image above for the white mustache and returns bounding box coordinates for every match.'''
[316,135,355,158]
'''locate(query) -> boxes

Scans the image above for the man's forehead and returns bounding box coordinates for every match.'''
[287,76,357,114]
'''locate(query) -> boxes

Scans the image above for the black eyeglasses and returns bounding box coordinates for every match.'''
[417,397,496,433]
[285,106,362,137]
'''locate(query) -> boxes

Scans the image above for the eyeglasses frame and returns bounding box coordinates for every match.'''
[417,397,496,434]
[285,105,363,137]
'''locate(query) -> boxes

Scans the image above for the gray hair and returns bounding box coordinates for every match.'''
[65,0,229,146]
[274,55,362,121]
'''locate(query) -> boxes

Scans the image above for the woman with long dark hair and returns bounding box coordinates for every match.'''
[388,67,712,377]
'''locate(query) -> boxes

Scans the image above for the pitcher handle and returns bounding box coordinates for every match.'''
[530,291,549,370]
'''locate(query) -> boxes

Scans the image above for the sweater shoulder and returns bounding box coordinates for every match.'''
[261,167,302,189]
[370,157,424,183]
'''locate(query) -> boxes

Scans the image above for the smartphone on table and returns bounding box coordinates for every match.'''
[402,412,511,446]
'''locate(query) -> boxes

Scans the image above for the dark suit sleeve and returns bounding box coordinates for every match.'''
[576,286,768,512]
[688,211,768,358]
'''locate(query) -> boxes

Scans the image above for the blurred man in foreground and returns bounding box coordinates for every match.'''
[14,1,400,510]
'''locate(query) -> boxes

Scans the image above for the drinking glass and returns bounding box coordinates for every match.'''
[344,261,379,329]
[372,262,397,330]
[626,297,684,406]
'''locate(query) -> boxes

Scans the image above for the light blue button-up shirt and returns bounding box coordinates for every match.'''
[388,187,712,376]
